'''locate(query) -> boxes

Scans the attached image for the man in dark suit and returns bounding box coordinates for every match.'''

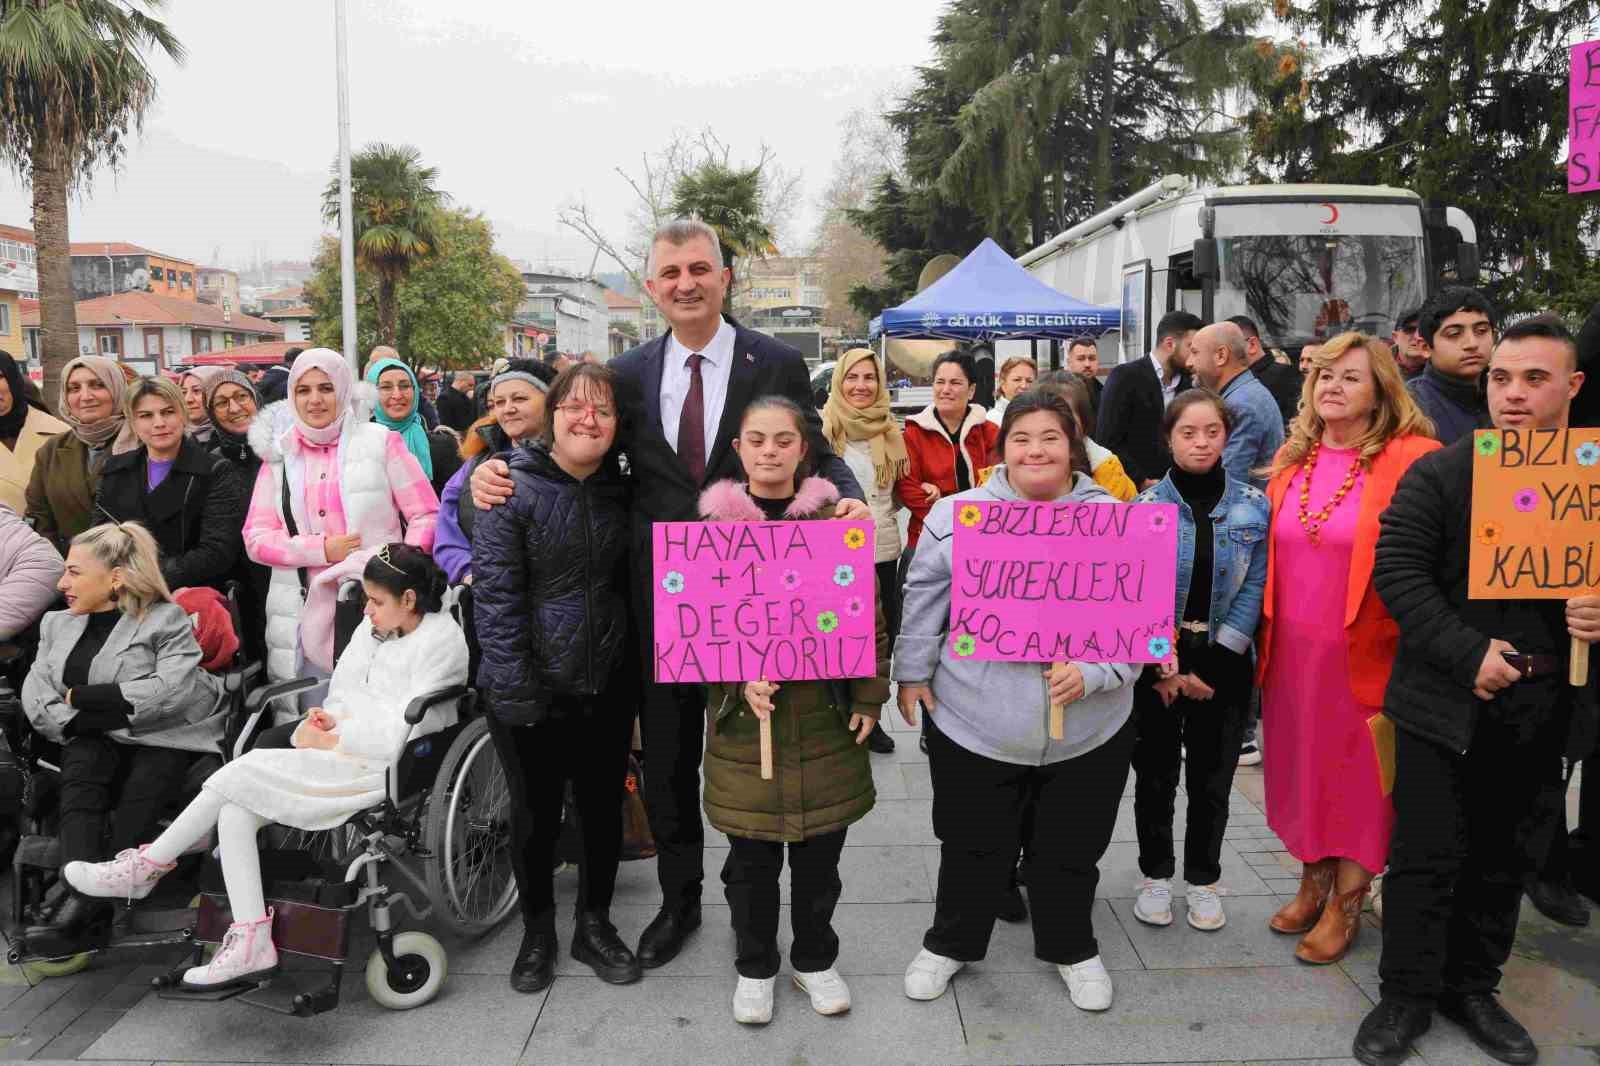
[471,219,868,972]
[1097,310,1202,488]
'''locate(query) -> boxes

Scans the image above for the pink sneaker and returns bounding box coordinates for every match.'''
[182,910,279,989]
[63,845,175,901]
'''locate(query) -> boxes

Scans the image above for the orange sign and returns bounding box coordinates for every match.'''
[1469,428,1600,599]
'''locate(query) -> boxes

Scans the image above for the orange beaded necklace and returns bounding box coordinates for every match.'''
[1297,440,1363,545]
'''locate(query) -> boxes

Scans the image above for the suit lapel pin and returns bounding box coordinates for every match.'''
[745,353,755,363]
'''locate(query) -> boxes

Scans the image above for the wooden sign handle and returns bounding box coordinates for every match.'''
[759,715,774,780]
[1572,637,1590,688]
[1048,661,1067,740]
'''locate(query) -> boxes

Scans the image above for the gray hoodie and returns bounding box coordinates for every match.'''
[893,465,1137,766]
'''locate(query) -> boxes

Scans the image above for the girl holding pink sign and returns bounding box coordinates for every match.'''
[699,395,890,1027]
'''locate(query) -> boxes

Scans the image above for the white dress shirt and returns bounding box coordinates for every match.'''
[1150,350,1181,409]
[660,318,737,460]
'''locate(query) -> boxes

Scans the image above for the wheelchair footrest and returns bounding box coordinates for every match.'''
[196,894,351,962]
[155,977,264,1004]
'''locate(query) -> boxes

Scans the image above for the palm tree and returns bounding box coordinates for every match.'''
[669,161,779,295]
[0,1,183,403]
[323,143,447,350]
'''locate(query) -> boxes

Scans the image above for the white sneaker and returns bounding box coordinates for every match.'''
[1133,877,1173,926]
[63,845,174,901]
[1185,883,1227,930]
[903,948,963,1000]
[1059,955,1113,1011]
[733,976,775,1024]
[793,967,851,1015]
[1237,742,1262,767]
[182,910,278,988]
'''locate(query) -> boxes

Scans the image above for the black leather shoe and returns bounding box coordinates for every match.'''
[866,722,896,754]
[572,912,642,984]
[636,904,701,970]
[1439,993,1537,1064]
[509,928,557,993]
[997,882,1028,923]
[23,893,113,956]
[1525,877,1590,927]
[1352,999,1433,1066]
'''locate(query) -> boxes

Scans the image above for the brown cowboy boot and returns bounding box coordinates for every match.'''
[1295,884,1365,964]
[1269,858,1335,934]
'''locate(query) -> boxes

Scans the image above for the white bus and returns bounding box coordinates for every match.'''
[1011,176,1480,366]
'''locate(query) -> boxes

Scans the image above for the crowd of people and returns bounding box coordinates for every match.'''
[0,216,1592,1064]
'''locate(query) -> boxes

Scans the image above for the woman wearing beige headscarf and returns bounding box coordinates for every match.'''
[24,356,139,553]
[822,348,909,754]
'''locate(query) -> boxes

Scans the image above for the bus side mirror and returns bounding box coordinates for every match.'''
[1192,238,1219,281]
[1457,243,1480,284]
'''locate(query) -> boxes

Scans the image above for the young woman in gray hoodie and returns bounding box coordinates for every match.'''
[895,389,1140,1013]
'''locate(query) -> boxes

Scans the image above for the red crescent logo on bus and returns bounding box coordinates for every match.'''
[1321,203,1339,224]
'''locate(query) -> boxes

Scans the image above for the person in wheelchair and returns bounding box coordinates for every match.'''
[63,543,468,990]
[19,522,229,949]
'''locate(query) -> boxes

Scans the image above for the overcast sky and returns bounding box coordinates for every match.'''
[0,0,946,274]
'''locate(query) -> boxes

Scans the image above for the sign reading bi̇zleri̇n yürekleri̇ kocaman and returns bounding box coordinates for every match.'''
[949,499,1179,663]
[1469,428,1600,599]
[652,519,877,683]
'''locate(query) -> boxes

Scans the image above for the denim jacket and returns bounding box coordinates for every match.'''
[1135,472,1270,653]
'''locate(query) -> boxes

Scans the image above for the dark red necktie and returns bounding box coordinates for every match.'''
[677,352,706,484]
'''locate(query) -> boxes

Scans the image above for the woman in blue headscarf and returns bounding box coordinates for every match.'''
[366,353,461,496]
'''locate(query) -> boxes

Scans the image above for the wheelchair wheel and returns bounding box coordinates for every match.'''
[365,931,446,1010]
[422,718,517,938]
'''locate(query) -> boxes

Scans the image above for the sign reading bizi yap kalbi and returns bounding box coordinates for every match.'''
[949,499,1179,663]
[1469,428,1600,598]
[652,520,878,684]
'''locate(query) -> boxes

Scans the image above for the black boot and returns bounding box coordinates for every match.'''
[636,902,701,970]
[572,912,642,984]
[1353,999,1433,1066]
[510,926,557,994]
[1524,876,1590,927]
[866,721,896,754]
[23,892,113,956]
[1439,993,1538,1065]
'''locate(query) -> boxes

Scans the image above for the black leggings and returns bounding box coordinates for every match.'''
[488,701,633,932]
[57,737,191,866]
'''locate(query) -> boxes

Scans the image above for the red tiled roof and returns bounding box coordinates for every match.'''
[70,242,193,263]
[0,224,35,244]
[261,305,314,319]
[259,286,303,301]
[19,291,282,335]
[183,341,300,366]
[604,289,642,310]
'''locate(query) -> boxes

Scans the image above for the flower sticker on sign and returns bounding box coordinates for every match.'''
[1147,635,1171,659]
[816,610,839,633]
[833,564,855,587]
[1148,510,1170,535]
[1476,433,1500,458]
[958,504,983,528]
[845,596,864,618]
[953,634,977,658]
[1476,521,1503,547]
[660,571,685,595]
[1578,441,1600,467]
[781,569,801,591]
[1513,489,1538,513]
[843,527,867,550]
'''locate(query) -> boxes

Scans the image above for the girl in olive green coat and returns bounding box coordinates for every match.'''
[699,395,890,1027]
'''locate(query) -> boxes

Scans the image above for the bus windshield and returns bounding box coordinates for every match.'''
[1212,234,1426,353]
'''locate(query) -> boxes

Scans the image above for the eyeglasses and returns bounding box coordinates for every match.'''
[377,382,415,395]
[555,402,616,423]
[211,393,256,412]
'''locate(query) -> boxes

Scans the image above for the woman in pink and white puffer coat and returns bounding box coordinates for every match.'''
[243,348,439,682]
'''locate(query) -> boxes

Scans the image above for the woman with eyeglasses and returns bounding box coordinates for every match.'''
[472,362,641,993]
[366,356,463,497]
[243,348,440,683]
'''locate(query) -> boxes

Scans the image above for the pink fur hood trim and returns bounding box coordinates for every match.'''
[698,477,840,521]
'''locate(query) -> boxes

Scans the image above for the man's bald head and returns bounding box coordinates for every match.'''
[1189,321,1249,391]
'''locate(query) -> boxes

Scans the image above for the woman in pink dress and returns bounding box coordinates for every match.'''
[1258,333,1437,964]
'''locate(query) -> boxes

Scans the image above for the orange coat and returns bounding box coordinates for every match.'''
[1257,433,1440,705]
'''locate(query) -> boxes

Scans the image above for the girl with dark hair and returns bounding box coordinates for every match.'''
[0,348,67,517]
[698,395,890,1025]
[1127,389,1269,933]
[63,541,468,990]
[896,388,1139,1013]
[897,351,999,551]
[471,361,642,992]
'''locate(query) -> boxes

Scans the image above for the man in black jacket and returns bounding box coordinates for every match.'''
[436,372,477,433]
[1227,314,1301,429]
[1096,310,1200,488]
[471,218,868,973]
[1357,315,1600,1066]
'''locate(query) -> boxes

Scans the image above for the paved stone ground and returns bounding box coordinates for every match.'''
[0,709,1594,1066]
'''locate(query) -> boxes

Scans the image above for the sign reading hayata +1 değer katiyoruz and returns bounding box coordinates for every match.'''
[652,520,877,683]
[949,499,1178,663]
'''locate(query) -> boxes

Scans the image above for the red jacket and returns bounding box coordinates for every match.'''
[897,404,1000,549]
[1257,433,1440,705]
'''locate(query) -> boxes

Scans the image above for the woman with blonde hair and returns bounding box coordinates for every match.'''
[986,356,1038,426]
[1257,332,1438,964]
[822,348,907,754]
[19,521,228,950]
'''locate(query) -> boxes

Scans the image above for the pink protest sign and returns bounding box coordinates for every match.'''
[1570,41,1600,193]
[652,520,877,684]
[949,499,1178,663]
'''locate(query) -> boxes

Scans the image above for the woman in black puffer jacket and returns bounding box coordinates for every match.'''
[471,362,641,995]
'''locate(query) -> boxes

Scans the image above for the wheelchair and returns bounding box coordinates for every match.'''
[149,581,518,1015]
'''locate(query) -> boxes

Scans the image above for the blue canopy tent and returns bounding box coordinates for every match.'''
[870,237,1119,341]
